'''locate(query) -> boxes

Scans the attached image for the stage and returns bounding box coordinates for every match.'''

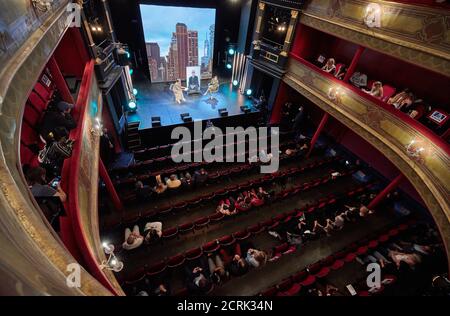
[125,74,261,147]
[127,75,258,130]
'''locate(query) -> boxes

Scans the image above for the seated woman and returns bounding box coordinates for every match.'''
[235,193,252,212]
[332,212,346,230]
[321,58,336,74]
[153,174,167,194]
[219,243,249,277]
[216,199,237,216]
[245,248,268,268]
[204,75,219,99]
[143,221,163,243]
[363,81,384,99]
[388,249,422,269]
[388,89,414,110]
[207,253,229,285]
[249,190,264,207]
[165,174,181,189]
[122,225,144,250]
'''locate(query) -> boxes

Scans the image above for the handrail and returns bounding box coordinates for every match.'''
[61,60,120,295]
[289,53,450,156]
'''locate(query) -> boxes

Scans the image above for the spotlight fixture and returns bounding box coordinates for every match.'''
[100,243,123,272]
[246,89,252,96]
[129,68,134,75]
[128,101,137,111]
[228,48,235,55]
[232,80,238,86]
[133,88,138,96]
[226,63,232,70]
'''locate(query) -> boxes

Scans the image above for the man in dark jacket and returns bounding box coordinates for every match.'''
[40,101,77,142]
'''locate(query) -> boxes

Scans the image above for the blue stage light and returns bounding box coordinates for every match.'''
[128,101,137,110]
[228,48,235,55]
[246,89,252,96]
[126,51,130,58]
[226,63,232,69]
[133,88,138,96]
[129,68,134,75]
[232,80,238,86]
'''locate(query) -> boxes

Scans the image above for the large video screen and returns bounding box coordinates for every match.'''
[139,4,216,83]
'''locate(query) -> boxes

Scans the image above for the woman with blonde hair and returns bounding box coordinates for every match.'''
[245,248,268,268]
[363,81,384,99]
[321,58,336,74]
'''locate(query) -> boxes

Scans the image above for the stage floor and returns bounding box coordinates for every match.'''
[127,76,256,130]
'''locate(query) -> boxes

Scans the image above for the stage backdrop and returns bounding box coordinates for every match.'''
[139,4,216,83]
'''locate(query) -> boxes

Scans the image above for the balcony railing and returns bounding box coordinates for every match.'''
[285,53,450,263]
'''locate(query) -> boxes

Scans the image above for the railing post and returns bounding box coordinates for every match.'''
[47,56,75,104]
[307,113,329,157]
[343,46,365,83]
[99,158,123,211]
[368,174,404,209]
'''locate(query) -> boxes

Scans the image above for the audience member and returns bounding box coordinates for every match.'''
[388,89,414,110]
[153,175,167,194]
[143,221,162,243]
[321,58,336,73]
[245,248,268,268]
[40,101,77,142]
[363,81,384,99]
[122,225,144,250]
[135,181,152,202]
[185,257,213,295]
[216,199,237,216]
[100,128,115,166]
[219,244,249,277]
[180,172,193,188]
[194,168,209,186]
[166,174,182,189]
[359,205,374,217]
[207,253,228,285]
[27,166,66,203]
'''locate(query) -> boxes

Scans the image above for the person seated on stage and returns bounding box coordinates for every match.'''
[194,168,208,186]
[204,75,219,99]
[122,225,144,250]
[321,58,336,74]
[387,89,414,110]
[165,174,181,189]
[170,79,187,104]
[363,81,384,99]
[187,70,201,94]
[143,221,163,243]
[153,174,167,194]
[135,181,152,202]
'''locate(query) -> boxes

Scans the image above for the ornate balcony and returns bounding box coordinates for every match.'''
[284,54,450,261]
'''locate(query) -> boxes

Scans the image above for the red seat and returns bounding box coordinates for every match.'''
[21,123,39,145]
[357,246,369,255]
[209,212,225,222]
[368,240,379,249]
[300,275,316,287]
[162,227,178,239]
[260,286,278,297]
[218,235,235,247]
[277,278,293,292]
[330,259,345,270]
[378,234,390,243]
[158,205,173,215]
[388,228,399,237]
[344,252,357,262]
[273,214,285,222]
[381,85,396,103]
[260,218,274,228]
[320,255,335,267]
[274,242,289,254]
[315,267,330,278]
[23,104,42,126]
[283,283,302,296]
[125,267,147,284]
[28,91,47,112]
[34,81,53,100]
[167,254,185,268]
[248,224,264,234]
[307,262,322,274]
[185,247,203,260]
[358,290,370,296]
[178,222,194,233]
[147,260,166,276]
[202,240,220,253]
[194,217,210,229]
[292,271,308,283]
[232,230,251,241]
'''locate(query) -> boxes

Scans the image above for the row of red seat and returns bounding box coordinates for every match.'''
[106,155,343,230]
[259,221,412,296]
[20,70,56,167]
[119,180,375,286]
[130,130,295,163]
[114,139,296,188]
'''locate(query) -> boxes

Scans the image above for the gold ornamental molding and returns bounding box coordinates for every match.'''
[0,2,112,295]
[284,58,450,269]
[300,0,450,77]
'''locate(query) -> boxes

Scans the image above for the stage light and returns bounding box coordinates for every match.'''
[129,68,134,75]
[133,88,138,96]
[232,80,238,86]
[126,51,131,59]
[226,63,232,70]
[228,48,235,55]
[128,101,137,110]
[246,89,252,96]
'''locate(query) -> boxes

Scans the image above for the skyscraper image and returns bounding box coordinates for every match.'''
[175,23,188,80]
[188,30,199,67]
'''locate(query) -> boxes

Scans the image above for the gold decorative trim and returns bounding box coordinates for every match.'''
[284,58,450,268]
[0,4,112,295]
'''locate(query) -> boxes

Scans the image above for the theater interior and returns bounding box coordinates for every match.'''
[0,0,449,297]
